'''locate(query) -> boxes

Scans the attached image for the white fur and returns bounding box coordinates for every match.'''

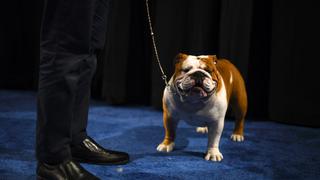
[183,56,200,69]
[182,56,211,78]
[198,55,209,58]
[157,142,175,153]
[205,78,227,161]
[196,127,208,134]
[205,147,223,162]
[230,134,244,142]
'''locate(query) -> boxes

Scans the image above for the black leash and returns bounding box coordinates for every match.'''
[145,0,169,87]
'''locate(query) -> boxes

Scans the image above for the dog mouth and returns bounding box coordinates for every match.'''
[177,82,213,98]
[190,86,208,97]
[175,71,217,98]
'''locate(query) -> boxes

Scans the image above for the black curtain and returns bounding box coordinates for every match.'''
[92,0,152,105]
[0,0,42,89]
[1,0,319,127]
[269,1,320,126]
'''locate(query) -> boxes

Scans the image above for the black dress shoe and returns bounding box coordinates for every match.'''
[71,137,129,165]
[37,160,99,180]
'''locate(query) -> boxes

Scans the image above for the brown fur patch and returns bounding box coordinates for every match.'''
[173,53,188,80]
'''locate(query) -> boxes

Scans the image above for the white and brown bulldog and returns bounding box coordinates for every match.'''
[157,53,247,162]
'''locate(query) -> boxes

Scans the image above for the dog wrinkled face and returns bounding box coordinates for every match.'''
[173,53,219,101]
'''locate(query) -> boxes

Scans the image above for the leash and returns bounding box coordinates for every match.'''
[145,0,169,87]
[145,1,217,101]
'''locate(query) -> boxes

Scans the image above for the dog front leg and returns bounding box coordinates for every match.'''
[205,119,224,162]
[157,111,179,153]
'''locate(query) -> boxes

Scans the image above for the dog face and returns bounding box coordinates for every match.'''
[173,53,219,101]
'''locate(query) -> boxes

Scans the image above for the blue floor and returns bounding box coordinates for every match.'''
[0,90,319,180]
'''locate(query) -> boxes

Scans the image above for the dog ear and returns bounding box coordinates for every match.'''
[174,53,188,64]
[208,55,218,65]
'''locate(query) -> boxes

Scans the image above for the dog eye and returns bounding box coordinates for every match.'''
[182,68,191,73]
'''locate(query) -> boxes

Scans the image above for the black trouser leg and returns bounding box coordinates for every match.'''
[36,0,110,164]
[71,56,97,145]
[36,53,97,164]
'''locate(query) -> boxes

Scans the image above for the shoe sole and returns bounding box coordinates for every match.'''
[72,158,129,166]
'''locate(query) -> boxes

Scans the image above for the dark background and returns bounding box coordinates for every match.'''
[0,0,319,127]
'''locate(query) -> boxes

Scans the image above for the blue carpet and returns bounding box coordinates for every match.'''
[0,90,319,180]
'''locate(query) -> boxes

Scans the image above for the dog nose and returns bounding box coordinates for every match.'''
[191,71,205,84]
[192,71,205,79]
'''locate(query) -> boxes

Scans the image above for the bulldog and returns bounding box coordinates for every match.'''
[156,53,247,162]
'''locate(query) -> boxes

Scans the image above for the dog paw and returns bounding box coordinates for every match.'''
[205,148,223,162]
[230,134,244,142]
[157,142,175,153]
[196,127,208,134]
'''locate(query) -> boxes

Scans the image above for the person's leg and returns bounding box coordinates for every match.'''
[36,0,105,179]
[36,0,97,165]
[69,0,129,165]
[71,57,96,145]
[70,0,110,145]
[37,0,129,172]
